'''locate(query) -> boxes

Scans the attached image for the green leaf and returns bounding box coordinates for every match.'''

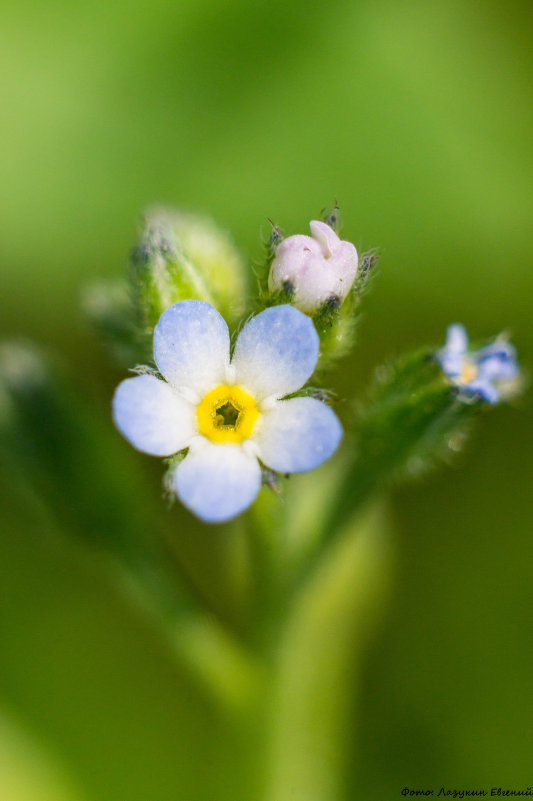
[327,348,478,535]
[0,341,264,719]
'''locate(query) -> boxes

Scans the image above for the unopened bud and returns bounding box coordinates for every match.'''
[268,220,358,313]
[131,208,247,330]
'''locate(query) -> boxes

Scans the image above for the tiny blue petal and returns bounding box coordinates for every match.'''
[476,344,519,382]
[461,378,500,404]
[438,324,468,378]
[445,323,468,354]
[438,351,463,379]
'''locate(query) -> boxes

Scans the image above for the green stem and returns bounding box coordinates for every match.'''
[262,501,393,801]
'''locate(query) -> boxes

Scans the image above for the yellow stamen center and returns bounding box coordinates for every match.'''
[460,361,478,384]
[196,384,259,444]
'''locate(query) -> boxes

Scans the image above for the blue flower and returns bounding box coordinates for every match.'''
[437,323,519,404]
[113,300,342,523]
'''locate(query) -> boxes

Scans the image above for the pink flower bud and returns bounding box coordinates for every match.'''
[268,220,358,312]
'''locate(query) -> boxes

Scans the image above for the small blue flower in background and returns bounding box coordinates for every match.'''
[113,300,342,523]
[438,323,520,404]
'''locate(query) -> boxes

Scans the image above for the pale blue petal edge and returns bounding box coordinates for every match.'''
[477,344,519,381]
[231,305,319,400]
[254,396,342,473]
[113,374,195,456]
[175,444,262,523]
[461,378,500,404]
[153,300,230,395]
[446,323,468,354]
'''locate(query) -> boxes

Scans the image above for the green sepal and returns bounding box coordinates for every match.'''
[253,219,285,309]
[311,248,379,371]
[283,385,339,406]
[260,464,283,495]
[321,200,342,233]
[162,450,188,502]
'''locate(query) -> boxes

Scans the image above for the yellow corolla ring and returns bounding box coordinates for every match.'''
[196,384,259,444]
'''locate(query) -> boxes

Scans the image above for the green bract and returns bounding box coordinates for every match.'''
[131,208,247,331]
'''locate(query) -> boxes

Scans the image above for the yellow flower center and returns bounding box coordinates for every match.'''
[460,361,478,384]
[196,384,259,444]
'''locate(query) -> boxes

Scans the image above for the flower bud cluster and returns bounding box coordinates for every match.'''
[82,201,524,528]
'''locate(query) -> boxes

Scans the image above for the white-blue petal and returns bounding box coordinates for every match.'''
[254,397,342,473]
[438,351,463,379]
[113,375,196,456]
[175,443,262,523]
[445,324,468,354]
[477,344,519,381]
[231,305,319,400]
[463,378,500,404]
[153,300,230,397]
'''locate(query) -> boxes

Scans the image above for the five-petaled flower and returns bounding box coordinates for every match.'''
[113,300,342,523]
[437,323,519,403]
[268,220,358,312]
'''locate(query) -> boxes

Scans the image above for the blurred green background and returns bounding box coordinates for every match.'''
[1,0,533,799]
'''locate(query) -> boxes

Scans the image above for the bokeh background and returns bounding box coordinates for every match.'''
[1,0,533,799]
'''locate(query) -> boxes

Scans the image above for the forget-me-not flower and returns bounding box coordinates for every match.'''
[437,323,519,403]
[113,300,342,523]
[268,221,358,312]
